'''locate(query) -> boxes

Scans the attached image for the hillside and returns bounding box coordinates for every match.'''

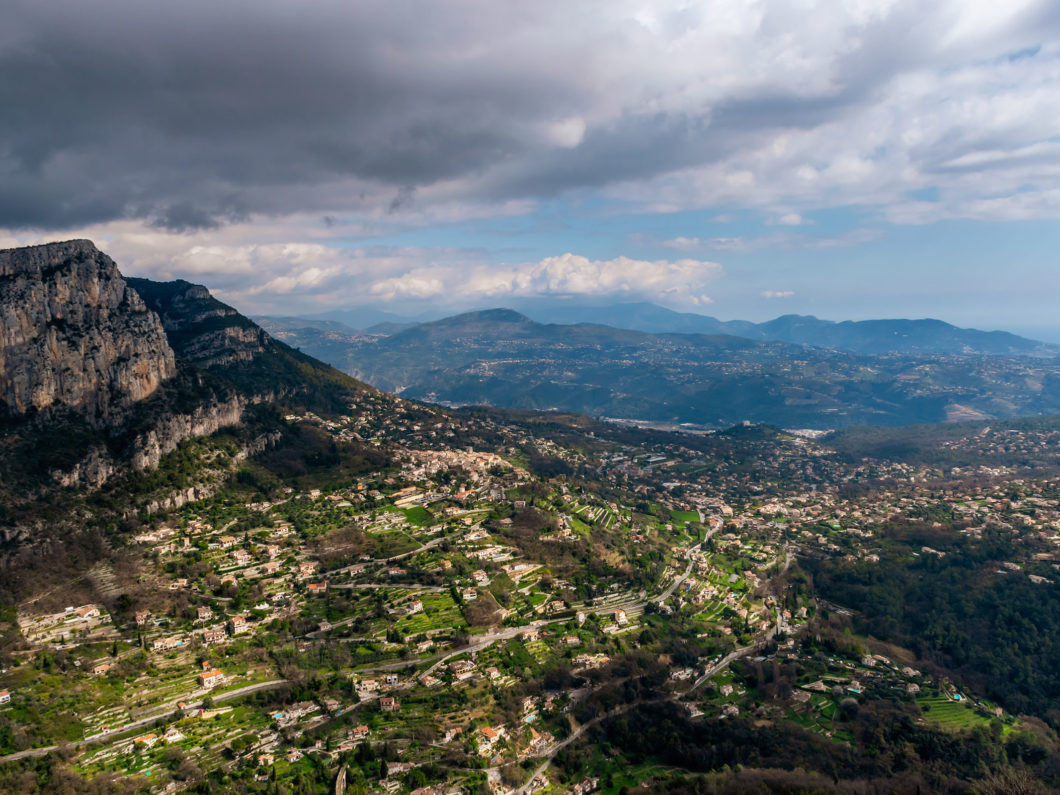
[262,309,1060,428]
[0,242,371,498]
[516,301,1060,357]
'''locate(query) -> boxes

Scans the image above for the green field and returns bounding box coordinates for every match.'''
[917,696,1000,732]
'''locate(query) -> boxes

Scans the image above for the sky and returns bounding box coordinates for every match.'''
[2,0,1060,337]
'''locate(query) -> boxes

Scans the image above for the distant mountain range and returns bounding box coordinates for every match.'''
[258,308,1060,429]
[265,301,1058,358]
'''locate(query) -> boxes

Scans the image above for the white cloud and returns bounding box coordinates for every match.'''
[769,213,813,227]
[371,253,722,307]
[762,290,795,299]
[661,236,703,250]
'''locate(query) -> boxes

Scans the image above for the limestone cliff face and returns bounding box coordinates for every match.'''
[0,240,253,491]
[0,240,176,425]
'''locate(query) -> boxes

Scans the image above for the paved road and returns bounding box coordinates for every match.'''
[0,680,288,764]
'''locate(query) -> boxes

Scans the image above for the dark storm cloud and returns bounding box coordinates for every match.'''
[0,1,586,229]
[2,0,1059,231]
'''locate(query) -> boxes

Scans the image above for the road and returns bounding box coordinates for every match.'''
[0,680,288,764]
[514,699,664,794]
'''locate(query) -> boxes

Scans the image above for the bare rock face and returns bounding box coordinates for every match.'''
[0,240,176,425]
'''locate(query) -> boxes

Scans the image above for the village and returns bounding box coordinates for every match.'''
[0,403,1056,793]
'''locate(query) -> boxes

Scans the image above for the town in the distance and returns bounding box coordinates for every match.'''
[0,241,1058,794]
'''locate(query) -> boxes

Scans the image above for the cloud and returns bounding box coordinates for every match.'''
[661,236,704,251]
[373,253,723,306]
[762,290,795,299]
[769,213,813,226]
[0,0,1057,235]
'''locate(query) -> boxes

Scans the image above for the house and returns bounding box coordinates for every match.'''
[152,635,184,652]
[198,669,226,689]
[298,562,317,577]
[133,733,158,748]
[203,625,227,644]
[352,725,370,741]
[306,582,327,594]
[486,666,502,681]
[614,609,628,626]
[478,725,506,754]
[451,659,475,675]
[472,570,489,584]
[229,615,249,634]
[92,662,111,676]
[0,690,11,704]
[379,697,398,712]
[266,545,280,558]
[407,599,423,614]
[218,536,237,549]
[232,549,252,566]
[384,673,399,686]
[76,605,101,620]
[135,610,151,626]
[261,560,281,574]
[356,678,379,695]
[520,629,539,642]
[197,606,213,621]
[461,588,478,601]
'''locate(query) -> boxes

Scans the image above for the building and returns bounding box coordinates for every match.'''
[75,605,101,620]
[307,582,327,594]
[229,615,249,634]
[198,669,226,689]
[152,635,184,652]
[203,625,227,644]
[0,690,11,704]
[92,663,111,676]
[135,610,151,626]
[379,697,398,712]
[197,606,213,621]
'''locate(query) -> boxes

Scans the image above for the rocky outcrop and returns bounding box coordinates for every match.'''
[0,240,176,425]
[125,277,268,369]
[129,392,246,471]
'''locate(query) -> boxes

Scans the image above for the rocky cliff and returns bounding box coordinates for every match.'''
[0,240,176,425]
[0,240,251,491]
[0,240,367,496]
[125,278,268,369]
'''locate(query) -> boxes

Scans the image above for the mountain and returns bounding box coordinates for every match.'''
[128,280,366,413]
[0,239,177,426]
[0,241,365,494]
[265,308,1060,428]
[516,300,1059,357]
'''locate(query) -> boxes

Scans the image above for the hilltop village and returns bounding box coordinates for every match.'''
[1,397,1059,793]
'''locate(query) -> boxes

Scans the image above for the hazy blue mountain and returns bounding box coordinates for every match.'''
[514,301,1057,357]
[264,308,1060,429]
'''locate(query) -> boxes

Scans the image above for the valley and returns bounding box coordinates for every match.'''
[0,242,1058,794]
